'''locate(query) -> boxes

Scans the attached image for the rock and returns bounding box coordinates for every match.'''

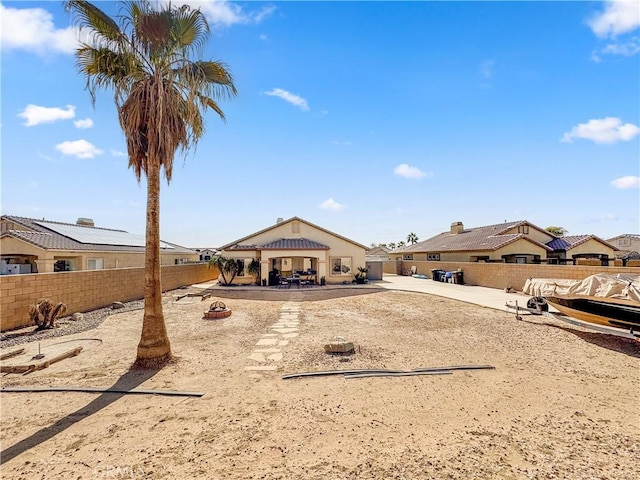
[324,340,355,354]
[71,312,84,322]
[112,301,125,309]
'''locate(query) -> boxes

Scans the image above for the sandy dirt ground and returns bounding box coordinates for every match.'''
[1,286,639,480]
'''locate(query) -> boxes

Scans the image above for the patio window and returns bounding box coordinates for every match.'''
[87,258,104,270]
[331,257,352,275]
[236,259,246,276]
[54,260,73,272]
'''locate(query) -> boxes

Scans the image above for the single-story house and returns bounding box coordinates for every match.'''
[195,248,217,262]
[606,234,640,266]
[219,216,368,285]
[395,220,617,265]
[0,215,198,274]
[366,245,391,262]
[546,235,617,265]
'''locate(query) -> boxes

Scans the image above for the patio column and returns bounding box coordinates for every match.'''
[34,258,56,273]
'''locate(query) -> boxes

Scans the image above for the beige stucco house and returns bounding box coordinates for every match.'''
[1,215,198,274]
[396,220,617,265]
[606,234,640,265]
[219,217,368,285]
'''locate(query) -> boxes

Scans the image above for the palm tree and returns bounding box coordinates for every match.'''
[397,241,406,249]
[407,232,419,245]
[65,1,236,368]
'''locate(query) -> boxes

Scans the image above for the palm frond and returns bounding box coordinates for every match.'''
[170,7,210,52]
[65,0,123,46]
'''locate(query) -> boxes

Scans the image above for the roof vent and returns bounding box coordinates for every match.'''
[276,217,284,224]
[76,217,95,227]
[450,221,464,234]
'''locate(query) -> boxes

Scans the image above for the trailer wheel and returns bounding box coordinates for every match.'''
[527,296,549,312]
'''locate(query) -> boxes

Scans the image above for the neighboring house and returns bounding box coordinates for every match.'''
[195,248,217,262]
[606,234,640,265]
[219,216,368,285]
[396,220,617,265]
[0,215,198,274]
[365,245,391,261]
[546,235,617,265]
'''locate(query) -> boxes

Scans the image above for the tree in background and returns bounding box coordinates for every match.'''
[546,226,568,237]
[407,232,419,245]
[66,0,236,368]
[388,242,397,250]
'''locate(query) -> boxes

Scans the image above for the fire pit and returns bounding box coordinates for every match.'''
[203,301,232,320]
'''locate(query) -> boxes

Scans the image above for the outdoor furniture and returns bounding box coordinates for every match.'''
[277,276,290,288]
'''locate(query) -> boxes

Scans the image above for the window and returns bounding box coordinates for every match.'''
[403,254,413,260]
[517,225,529,234]
[87,258,104,270]
[292,221,300,233]
[331,257,352,275]
[236,259,246,276]
[619,238,631,247]
[427,254,441,261]
[54,260,73,272]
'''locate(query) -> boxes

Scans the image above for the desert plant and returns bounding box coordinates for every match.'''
[65,0,236,368]
[29,298,67,330]
[354,266,369,284]
[208,255,243,286]
[247,259,261,285]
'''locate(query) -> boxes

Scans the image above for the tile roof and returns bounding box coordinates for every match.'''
[1,215,195,254]
[546,235,617,252]
[228,238,329,250]
[399,221,552,253]
[219,216,368,251]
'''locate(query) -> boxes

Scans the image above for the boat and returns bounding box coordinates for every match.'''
[543,296,640,332]
[523,273,640,336]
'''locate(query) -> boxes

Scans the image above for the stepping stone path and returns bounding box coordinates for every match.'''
[245,302,301,374]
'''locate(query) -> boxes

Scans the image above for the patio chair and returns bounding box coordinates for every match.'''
[277,276,290,288]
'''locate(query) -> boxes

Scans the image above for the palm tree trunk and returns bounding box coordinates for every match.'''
[135,158,172,367]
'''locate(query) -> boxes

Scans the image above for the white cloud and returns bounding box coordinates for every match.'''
[166,1,275,27]
[588,0,640,38]
[19,104,76,126]
[393,163,431,179]
[0,4,78,54]
[479,60,495,79]
[319,198,346,211]
[332,140,352,146]
[74,118,94,129]
[611,175,640,189]
[561,117,639,144]
[264,88,309,111]
[110,149,127,157]
[591,36,640,61]
[55,139,103,159]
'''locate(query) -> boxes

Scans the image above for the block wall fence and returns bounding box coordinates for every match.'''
[382,260,640,291]
[1,264,219,332]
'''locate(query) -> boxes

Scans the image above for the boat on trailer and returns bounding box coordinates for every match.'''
[522,273,640,338]
[543,296,640,332]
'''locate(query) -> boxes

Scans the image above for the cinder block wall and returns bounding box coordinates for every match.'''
[1,264,219,332]
[383,261,640,291]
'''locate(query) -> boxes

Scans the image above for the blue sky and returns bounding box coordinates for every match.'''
[1,0,639,248]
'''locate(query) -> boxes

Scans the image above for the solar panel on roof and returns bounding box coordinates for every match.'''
[36,221,174,249]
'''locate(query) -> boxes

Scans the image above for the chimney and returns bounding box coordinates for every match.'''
[76,217,95,227]
[276,217,284,224]
[450,221,464,234]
